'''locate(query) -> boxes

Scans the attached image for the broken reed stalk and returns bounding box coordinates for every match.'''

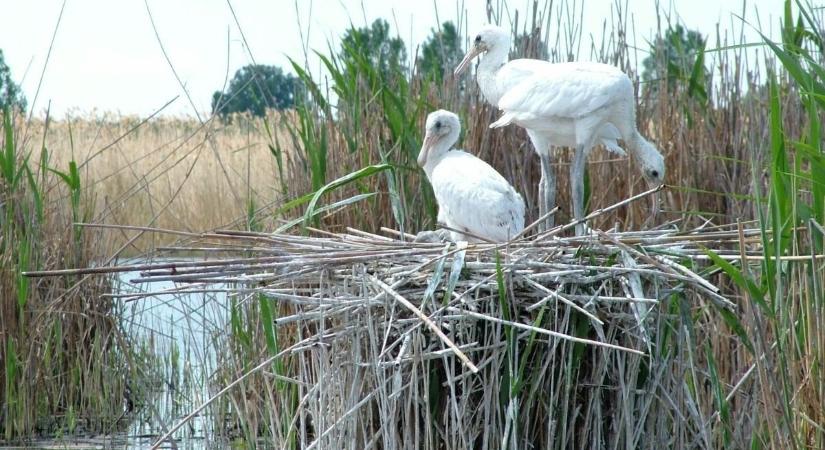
[109,216,746,448]
[368,274,480,372]
[23,192,771,448]
[444,307,644,355]
[537,183,666,240]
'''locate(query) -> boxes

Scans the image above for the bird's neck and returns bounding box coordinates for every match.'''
[422,143,453,178]
[627,131,660,165]
[477,46,509,104]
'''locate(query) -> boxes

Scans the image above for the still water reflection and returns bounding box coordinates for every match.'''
[116,259,230,449]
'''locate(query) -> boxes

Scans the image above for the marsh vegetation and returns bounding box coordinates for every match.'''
[1,0,824,448]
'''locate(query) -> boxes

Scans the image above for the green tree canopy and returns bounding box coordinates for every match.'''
[642,24,707,92]
[0,49,27,112]
[211,64,300,118]
[418,21,462,82]
[340,19,407,82]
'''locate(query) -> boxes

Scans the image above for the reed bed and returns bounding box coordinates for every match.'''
[6,0,825,446]
[0,110,131,440]
[25,189,772,448]
[26,111,293,251]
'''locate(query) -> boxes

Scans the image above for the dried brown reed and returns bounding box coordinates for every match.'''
[27,111,293,252]
[10,0,825,447]
[50,202,765,448]
[1,111,130,439]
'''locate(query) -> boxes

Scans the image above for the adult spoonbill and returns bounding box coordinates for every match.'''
[417,110,525,243]
[454,25,665,235]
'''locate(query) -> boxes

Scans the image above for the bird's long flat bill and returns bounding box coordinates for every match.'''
[650,186,661,218]
[454,47,483,76]
[417,133,438,167]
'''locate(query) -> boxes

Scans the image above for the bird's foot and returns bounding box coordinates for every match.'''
[574,222,595,237]
[414,228,452,243]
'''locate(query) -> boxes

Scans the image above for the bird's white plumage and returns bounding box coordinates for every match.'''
[417,110,525,243]
[456,26,665,233]
[496,60,628,121]
[485,59,635,155]
[430,151,525,242]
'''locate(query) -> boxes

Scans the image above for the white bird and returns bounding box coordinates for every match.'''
[417,110,525,243]
[454,25,665,235]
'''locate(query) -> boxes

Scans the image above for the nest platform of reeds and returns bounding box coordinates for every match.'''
[20,187,770,449]
[26,187,766,449]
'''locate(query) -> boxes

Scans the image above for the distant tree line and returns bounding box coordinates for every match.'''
[3,20,705,120]
[0,49,27,112]
[211,19,466,119]
[211,65,301,118]
[211,19,705,119]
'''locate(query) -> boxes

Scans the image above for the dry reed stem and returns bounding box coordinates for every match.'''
[30,209,764,447]
[367,274,481,373]
[444,307,644,355]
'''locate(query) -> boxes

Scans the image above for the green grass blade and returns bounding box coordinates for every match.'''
[763,33,825,109]
[2,108,16,185]
[259,294,278,357]
[704,248,767,320]
[276,192,375,233]
[687,41,708,103]
[302,163,393,227]
[382,165,405,232]
[16,239,30,310]
[288,57,329,112]
[706,341,732,446]
[4,339,18,440]
[275,191,315,215]
[23,164,44,225]
[315,51,350,100]
[442,244,466,306]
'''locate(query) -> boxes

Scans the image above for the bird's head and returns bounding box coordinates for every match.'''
[638,141,665,187]
[417,110,461,168]
[635,139,666,217]
[454,25,511,76]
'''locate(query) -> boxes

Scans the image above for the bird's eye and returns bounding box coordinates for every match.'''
[435,121,442,129]
[474,35,481,43]
[651,170,659,178]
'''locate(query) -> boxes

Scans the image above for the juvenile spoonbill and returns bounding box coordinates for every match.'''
[417,110,525,243]
[455,25,665,235]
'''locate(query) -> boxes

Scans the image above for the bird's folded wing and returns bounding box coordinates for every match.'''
[431,153,525,242]
[497,61,626,119]
[599,123,626,155]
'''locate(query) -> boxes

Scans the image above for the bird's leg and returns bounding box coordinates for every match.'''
[571,144,588,236]
[539,151,556,231]
[537,166,546,233]
[528,131,554,234]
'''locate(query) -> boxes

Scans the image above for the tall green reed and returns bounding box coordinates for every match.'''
[703,1,825,447]
[201,0,824,447]
[1,109,132,441]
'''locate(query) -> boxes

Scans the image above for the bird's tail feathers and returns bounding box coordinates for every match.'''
[489,112,515,129]
[600,139,627,156]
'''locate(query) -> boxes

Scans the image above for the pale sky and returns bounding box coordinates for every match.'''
[0,0,786,118]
